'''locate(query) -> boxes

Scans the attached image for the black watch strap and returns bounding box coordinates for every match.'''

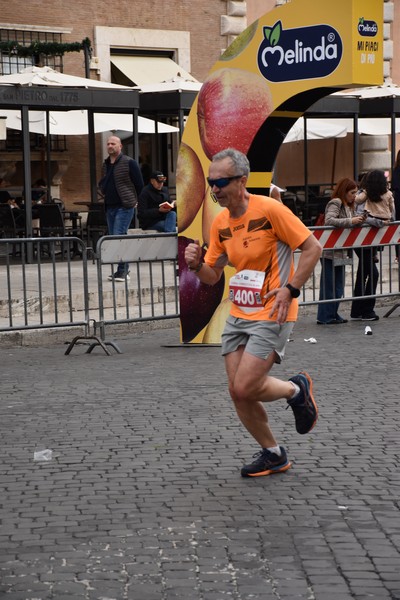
[286,283,301,298]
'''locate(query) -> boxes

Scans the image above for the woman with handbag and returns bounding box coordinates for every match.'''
[317,178,366,324]
[350,170,395,321]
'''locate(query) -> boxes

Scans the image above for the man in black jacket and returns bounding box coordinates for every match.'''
[138,171,176,233]
[99,136,144,281]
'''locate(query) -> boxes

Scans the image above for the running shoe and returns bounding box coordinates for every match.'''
[241,446,291,478]
[108,272,130,282]
[317,318,347,324]
[287,372,318,434]
[362,313,379,321]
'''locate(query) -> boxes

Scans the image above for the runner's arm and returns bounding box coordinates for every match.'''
[184,240,224,285]
[287,233,322,290]
[265,233,322,324]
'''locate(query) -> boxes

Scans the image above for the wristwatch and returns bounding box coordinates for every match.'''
[188,262,203,273]
[285,283,301,298]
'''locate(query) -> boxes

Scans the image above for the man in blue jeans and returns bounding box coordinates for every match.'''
[99,136,144,281]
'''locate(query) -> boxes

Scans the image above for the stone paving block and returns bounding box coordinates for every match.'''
[1,317,400,598]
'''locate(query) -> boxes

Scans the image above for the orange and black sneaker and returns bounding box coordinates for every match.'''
[241,446,292,478]
[287,371,318,434]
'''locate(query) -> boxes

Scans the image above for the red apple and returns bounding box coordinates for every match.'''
[176,143,206,232]
[178,236,225,343]
[197,68,273,159]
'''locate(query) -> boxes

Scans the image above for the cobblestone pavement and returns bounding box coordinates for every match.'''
[1,310,400,600]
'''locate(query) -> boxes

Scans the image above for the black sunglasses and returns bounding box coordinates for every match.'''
[207,175,244,189]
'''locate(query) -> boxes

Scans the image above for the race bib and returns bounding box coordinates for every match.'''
[229,269,265,313]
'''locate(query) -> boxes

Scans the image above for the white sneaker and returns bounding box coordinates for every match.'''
[108,272,130,282]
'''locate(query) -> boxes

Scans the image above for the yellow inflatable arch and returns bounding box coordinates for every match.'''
[177,0,383,344]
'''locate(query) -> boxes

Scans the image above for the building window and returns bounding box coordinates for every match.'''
[0,29,67,152]
[0,29,64,75]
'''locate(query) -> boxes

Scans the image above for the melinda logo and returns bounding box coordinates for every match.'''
[257,21,343,83]
[358,18,378,37]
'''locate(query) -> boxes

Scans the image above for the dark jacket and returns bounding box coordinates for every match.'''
[138,183,172,229]
[391,166,400,219]
[99,153,143,209]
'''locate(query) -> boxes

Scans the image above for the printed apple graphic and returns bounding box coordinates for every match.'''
[202,186,224,246]
[197,68,273,159]
[178,236,225,343]
[220,20,259,61]
[202,298,232,344]
[176,143,206,232]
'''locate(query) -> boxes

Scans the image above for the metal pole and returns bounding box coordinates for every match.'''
[88,110,97,203]
[304,117,308,204]
[391,111,396,171]
[46,111,52,202]
[21,106,33,262]
[353,115,359,181]
[133,109,139,160]
[178,109,184,142]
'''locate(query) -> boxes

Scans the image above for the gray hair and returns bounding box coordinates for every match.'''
[212,148,250,177]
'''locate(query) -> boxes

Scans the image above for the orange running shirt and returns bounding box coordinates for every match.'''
[205,194,312,322]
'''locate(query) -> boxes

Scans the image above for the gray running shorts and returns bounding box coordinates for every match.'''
[221,315,295,363]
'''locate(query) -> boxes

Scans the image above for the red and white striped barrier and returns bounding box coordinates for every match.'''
[312,223,400,249]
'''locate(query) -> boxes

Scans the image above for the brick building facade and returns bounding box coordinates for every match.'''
[0,0,241,205]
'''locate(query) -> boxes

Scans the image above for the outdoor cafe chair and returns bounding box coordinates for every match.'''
[0,203,25,256]
[36,203,75,259]
[84,203,108,257]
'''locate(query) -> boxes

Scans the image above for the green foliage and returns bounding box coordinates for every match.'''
[0,38,91,58]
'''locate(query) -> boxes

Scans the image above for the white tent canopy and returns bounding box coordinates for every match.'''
[0,65,130,89]
[0,109,179,135]
[283,83,400,144]
[332,82,400,99]
[137,75,202,94]
[0,65,175,237]
[284,118,348,143]
[0,67,179,135]
[284,115,400,143]
[334,117,400,136]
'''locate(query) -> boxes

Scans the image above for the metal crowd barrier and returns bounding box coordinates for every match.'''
[1,226,399,353]
[65,232,179,354]
[300,223,400,311]
[0,236,89,334]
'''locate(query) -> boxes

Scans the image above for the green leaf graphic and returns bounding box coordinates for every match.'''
[270,21,282,47]
[264,27,272,42]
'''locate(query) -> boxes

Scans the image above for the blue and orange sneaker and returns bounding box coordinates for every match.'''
[287,371,318,434]
[241,446,291,478]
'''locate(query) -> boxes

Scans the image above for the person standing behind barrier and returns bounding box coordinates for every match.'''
[350,170,395,322]
[317,178,366,325]
[184,148,322,478]
[269,183,285,203]
[138,171,177,232]
[99,136,144,282]
[391,150,400,262]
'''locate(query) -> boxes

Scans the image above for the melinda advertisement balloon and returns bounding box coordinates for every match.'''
[177,0,383,344]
